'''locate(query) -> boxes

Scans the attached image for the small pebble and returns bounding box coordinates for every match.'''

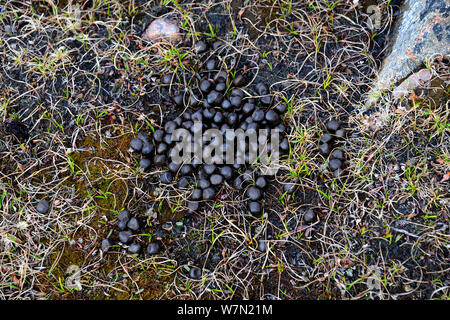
[249,201,262,215]
[36,199,50,214]
[194,41,207,54]
[127,217,139,231]
[189,267,202,279]
[331,149,344,160]
[318,143,330,155]
[160,172,174,184]
[147,242,160,255]
[101,239,112,252]
[257,239,267,252]
[210,174,223,185]
[246,186,262,201]
[191,189,202,200]
[329,159,342,171]
[327,120,340,132]
[128,243,141,254]
[202,188,216,200]
[153,129,164,142]
[220,166,233,179]
[304,208,315,223]
[320,134,333,144]
[119,230,133,244]
[140,158,151,171]
[255,176,267,189]
[130,138,143,152]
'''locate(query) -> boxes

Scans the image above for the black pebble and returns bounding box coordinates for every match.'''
[205,59,216,70]
[161,74,171,84]
[118,210,130,230]
[280,137,289,151]
[215,82,226,93]
[260,95,272,106]
[36,199,50,214]
[329,159,342,171]
[187,201,199,213]
[198,178,211,189]
[200,79,211,93]
[255,176,267,189]
[331,149,344,160]
[335,128,346,138]
[139,158,151,171]
[234,176,244,190]
[283,183,296,194]
[247,186,262,201]
[274,104,287,114]
[318,143,330,155]
[230,95,242,108]
[119,230,133,244]
[220,166,233,179]
[160,172,174,184]
[101,239,112,252]
[210,174,223,185]
[233,74,244,86]
[153,129,164,142]
[203,164,216,175]
[206,91,219,105]
[227,113,238,126]
[265,110,279,124]
[252,109,265,122]
[154,154,167,166]
[164,121,177,134]
[147,242,160,255]
[320,134,333,144]
[127,217,139,231]
[257,239,267,252]
[191,189,202,200]
[202,188,216,200]
[130,138,143,152]
[243,103,255,115]
[327,120,340,132]
[249,201,262,215]
[168,162,180,173]
[221,99,232,111]
[180,165,193,175]
[194,41,207,54]
[189,267,202,279]
[157,143,168,154]
[141,142,155,156]
[128,243,141,254]
[255,82,268,95]
[178,177,189,189]
[172,94,183,106]
[304,208,315,223]
[231,88,244,97]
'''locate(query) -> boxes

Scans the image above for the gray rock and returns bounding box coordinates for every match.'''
[147,242,160,255]
[367,0,450,106]
[127,217,139,231]
[304,209,315,223]
[130,138,143,152]
[101,239,112,252]
[249,201,262,215]
[329,159,343,171]
[257,240,267,252]
[246,186,262,201]
[118,210,130,230]
[36,199,50,214]
[128,243,141,254]
[119,230,133,244]
[189,266,202,279]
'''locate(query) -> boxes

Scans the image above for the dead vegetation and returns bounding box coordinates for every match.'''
[0,0,448,300]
